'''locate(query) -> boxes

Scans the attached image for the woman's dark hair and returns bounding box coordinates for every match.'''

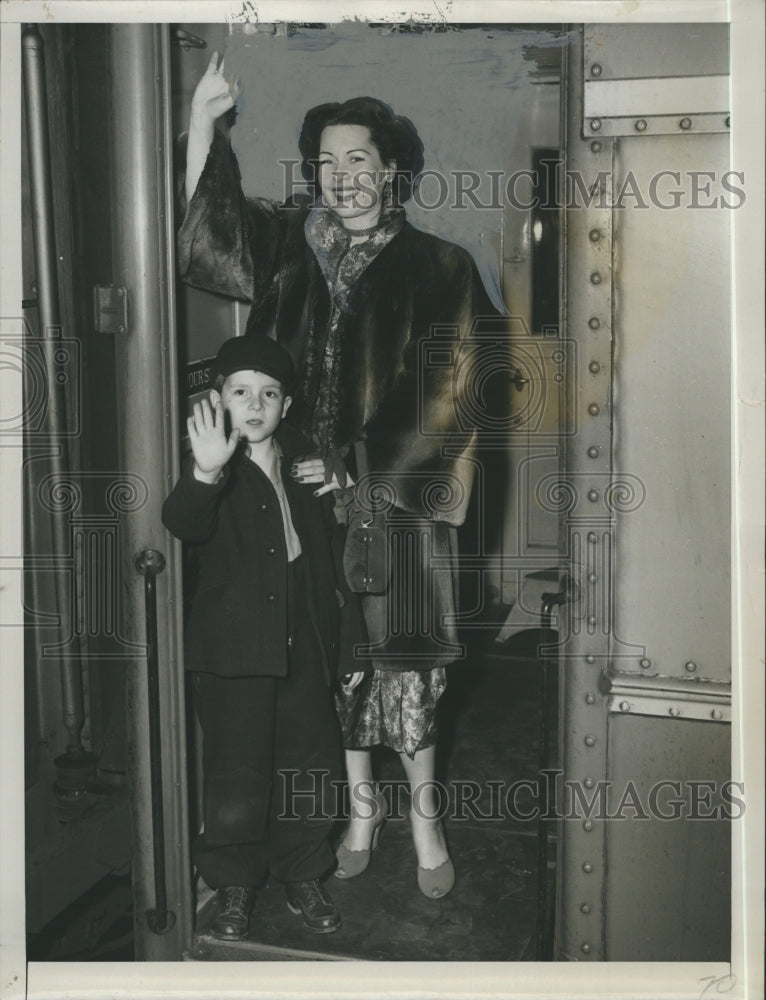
[298,97,424,204]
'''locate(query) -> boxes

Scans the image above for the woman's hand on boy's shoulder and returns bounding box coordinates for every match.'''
[289,456,355,497]
[187,398,240,484]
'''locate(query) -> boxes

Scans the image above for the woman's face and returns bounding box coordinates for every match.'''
[316,124,395,228]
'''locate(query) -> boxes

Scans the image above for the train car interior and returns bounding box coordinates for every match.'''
[17,18,738,968]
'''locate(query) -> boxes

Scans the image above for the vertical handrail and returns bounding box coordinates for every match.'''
[135,549,173,934]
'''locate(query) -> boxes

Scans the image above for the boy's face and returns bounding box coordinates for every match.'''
[210,369,291,445]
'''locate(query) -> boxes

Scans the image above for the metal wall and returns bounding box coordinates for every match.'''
[556,23,732,961]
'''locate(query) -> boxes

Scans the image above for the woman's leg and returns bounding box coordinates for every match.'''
[398,744,450,870]
[338,748,381,851]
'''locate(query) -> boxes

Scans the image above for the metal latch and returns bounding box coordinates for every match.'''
[93,285,128,334]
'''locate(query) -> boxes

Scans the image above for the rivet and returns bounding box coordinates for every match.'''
[590,271,602,284]
[581,943,591,954]
[587,489,599,502]
[589,228,601,242]
[116,288,124,296]
[554,373,564,383]
[684,660,698,672]
[590,140,602,153]
[585,654,596,664]
[580,903,591,914]
[582,862,593,873]
[583,819,594,832]
[711,709,723,721]
[679,117,692,130]
[589,361,601,374]
[590,63,602,77]
[588,615,597,627]
[588,573,598,583]
[588,316,600,329]
[585,692,595,705]
[588,446,599,458]
[639,657,651,669]
[669,706,680,717]
[584,735,596,747]
[725,116,730,128]
[588,403,600,416]
[590,118,602,132]
[584,778,594,789]
[587,532,598,543]
[635,119,647,132]
[118,325,126,333]
[619,700,630,712]
[552,350,566,363]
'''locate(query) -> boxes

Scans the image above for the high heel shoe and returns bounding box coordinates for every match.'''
[414,820,455,899]
[417,856,455,899]
[334,789,387,879]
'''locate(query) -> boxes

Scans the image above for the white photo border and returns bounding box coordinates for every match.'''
[1,1,762,998]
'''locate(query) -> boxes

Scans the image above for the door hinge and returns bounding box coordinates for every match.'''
[93,285,128,334]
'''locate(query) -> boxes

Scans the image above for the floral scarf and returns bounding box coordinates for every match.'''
[301,205,405,477]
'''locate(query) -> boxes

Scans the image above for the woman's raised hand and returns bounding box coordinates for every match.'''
[191,51,238,126]
[186,52,239,204]
[188,398,240,483]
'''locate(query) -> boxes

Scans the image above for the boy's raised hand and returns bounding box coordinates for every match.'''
[188,398,240,483]
[191,51,238,126]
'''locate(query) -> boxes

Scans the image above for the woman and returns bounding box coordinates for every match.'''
[180,53,499,898]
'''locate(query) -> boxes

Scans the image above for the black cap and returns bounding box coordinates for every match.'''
[209,335,295,392]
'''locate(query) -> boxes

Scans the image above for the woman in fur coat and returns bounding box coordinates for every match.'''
[179,53,501,899]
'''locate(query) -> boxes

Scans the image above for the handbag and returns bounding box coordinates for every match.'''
[341,442,391,595]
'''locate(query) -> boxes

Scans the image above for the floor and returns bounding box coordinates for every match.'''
[192,629,558,962]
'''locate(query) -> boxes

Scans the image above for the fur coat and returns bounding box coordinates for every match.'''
[177,131,500,528]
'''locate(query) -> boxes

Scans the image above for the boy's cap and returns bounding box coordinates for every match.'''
[209,335,295,391]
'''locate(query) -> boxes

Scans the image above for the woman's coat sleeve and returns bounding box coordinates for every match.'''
[176,130,283,302]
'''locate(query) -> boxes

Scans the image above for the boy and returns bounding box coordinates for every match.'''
[162,335,343,940]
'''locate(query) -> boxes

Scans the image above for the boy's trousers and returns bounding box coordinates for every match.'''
[191,557,341,889]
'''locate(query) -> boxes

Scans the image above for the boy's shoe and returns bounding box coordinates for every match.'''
[285,878,342,934]
[210,885,255,940]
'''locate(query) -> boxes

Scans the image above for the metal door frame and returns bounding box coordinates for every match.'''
[108,23,193,960]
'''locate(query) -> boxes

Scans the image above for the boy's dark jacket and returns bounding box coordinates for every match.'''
[162,422,363,681]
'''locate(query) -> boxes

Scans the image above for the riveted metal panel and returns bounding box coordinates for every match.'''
[555,27,613,961]
[583,24,729,84]
[605,713,731,961]
[557,24,732,964]
[606,672,731,723]
[583,24,730,136]
[611,131,731,683]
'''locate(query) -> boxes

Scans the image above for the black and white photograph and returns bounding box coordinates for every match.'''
[1,1,763,997]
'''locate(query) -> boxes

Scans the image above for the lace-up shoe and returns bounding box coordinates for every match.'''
[285,878,341,933]
[210,885,255,940]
